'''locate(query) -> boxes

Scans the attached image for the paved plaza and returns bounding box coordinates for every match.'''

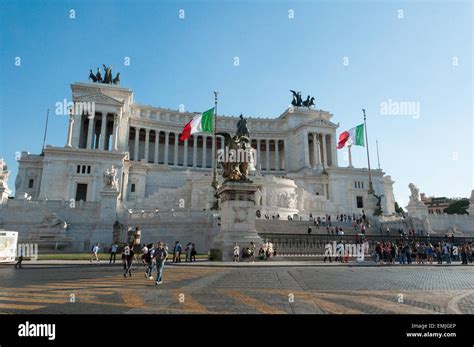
[0,263,472,314]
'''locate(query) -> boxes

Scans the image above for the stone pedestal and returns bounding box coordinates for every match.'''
[406,202,428,219]
[99,190,120,222]
[212,181,262,261]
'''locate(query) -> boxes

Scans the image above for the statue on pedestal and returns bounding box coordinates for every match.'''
[408,183,420,204]
[217,114,252,182]
[103,165,119,191]
[372,192,384,216]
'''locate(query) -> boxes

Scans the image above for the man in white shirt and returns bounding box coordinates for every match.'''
[90,243,100,263]
[233,243,240,262]
[109,243,118,264]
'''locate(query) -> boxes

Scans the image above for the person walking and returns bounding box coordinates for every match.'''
[15,246,25,268]
[190,243,197,262]
[153,241,168,285]
[233,243,240,262]
[307,226,312,235]
[109,243,118,264]
[173,241,182,263]
[185,242,192,262]
[460,245,468,265]
[144,243,155,280]
[249,242,256,263]
[324,242,333,263]
[122,245,129,270]
[123,244,135,278]
[90,243,100,263]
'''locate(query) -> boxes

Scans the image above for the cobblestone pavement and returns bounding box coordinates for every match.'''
[0,264,472,314]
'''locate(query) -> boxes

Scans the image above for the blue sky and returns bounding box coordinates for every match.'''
[0,0,472,207]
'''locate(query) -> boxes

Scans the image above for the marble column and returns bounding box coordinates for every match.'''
[183,138,188,167]
[112,114,120,151]
[193,135,197,168]
[154,130,160,164]
[144,128,150,162]
[312,133,318,168]
[86,115,95,149]
[265,139,270,171]
[100,113,107,150]
[202,135,207,168]
[275,140,280,171]
[66,111,74,148]
[164,131,170,165]
[257,139,261,171]
[330,133,338,167]
[174,132,179,166]
[322,133,328,169]
[134,127,140,161]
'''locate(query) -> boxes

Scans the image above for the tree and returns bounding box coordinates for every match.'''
[444,199,469,215]
[394,201,404,214]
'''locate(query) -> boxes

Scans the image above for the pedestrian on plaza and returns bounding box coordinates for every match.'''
[141,243,149,266]
[109,243,118,264]
[460,245,468,265]
[90,243,100,263]
[335,240,344,263]
[190,243,197,262]
[144,243,155,279]
[123,244,135,278]
[307,226,312,235]
[233,243,240,262]
[153,241,168,285]
[375,242,382,263]
[15,245,25,268]
[122,245,129,269]
[173,241,182,263]
[436,245,443,264]
[323,242,333,263]
[426,244,434,264]
[467,243,473,264]
[249,242,256,263]
[185,242,192,262]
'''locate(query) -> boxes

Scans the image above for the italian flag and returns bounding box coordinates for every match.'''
[180,108,214,141]
[337,124,365,149]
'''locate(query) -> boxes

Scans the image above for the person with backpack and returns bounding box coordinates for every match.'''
[144,243,155,280]
[190,243,197,262]
[153,241,168,285]
[173,241,182,263]
[90,243,100,263]
[123,244,135,278]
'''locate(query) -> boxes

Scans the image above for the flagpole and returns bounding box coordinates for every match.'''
[211,92,219,191]
[41,109,50,155]
[347,145,353,168]
[362,109,374,194]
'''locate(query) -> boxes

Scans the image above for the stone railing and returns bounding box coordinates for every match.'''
[258,233,474,256]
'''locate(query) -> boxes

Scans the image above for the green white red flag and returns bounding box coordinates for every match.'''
[337,123,365,149]
[180,108,214,141]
